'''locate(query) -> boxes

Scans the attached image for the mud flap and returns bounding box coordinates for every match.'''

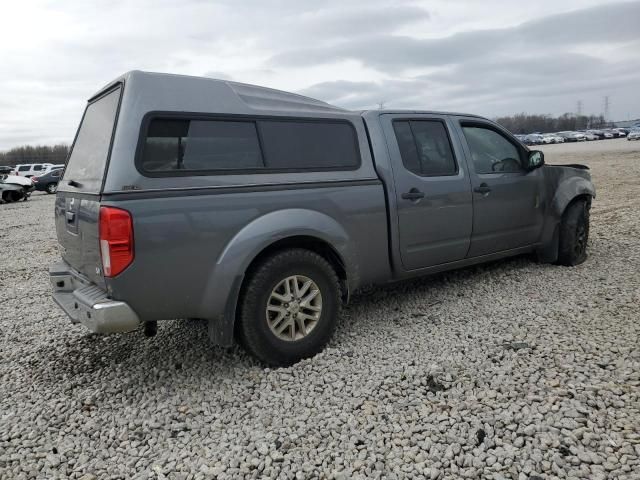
[536,224,559,263]
[207,274,244,346]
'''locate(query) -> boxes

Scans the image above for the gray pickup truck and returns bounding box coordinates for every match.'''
[50,71,595,366]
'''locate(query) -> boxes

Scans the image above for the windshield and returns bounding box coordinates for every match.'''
[60,85,121,193]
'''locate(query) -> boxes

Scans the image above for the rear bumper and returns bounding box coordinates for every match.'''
[49,261,140,333]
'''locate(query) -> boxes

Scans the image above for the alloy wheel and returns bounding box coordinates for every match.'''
[266,275,322,341]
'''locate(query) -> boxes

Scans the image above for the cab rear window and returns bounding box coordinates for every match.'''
[60,86,121,193]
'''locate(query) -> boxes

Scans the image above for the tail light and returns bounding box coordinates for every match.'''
[99,206,134,277]
[32,177,38,183]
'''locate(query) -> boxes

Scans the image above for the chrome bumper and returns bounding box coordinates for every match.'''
[49,262,140,333]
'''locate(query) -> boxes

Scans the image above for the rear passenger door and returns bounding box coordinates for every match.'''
[382,115,473,270]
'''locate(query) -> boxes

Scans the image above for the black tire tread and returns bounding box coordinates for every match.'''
[557,199,590,266]
[237,248,341,366]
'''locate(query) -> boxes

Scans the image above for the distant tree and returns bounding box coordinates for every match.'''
[494,113,608,134]
[0,144,70,167]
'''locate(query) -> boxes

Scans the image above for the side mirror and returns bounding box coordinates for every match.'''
[528,150,545,170]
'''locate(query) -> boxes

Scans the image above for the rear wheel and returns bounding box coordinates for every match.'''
[557,199,590,266]
[46,183,57,194]
[237,249,341,366]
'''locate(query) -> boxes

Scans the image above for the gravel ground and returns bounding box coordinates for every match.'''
[1,139,639,479]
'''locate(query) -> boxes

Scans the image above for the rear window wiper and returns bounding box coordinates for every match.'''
[67,179,83,188]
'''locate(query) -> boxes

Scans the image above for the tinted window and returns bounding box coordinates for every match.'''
[61,86,121,192]
[18,166,29,171]
[33,165,43,171]
[141,118,360,173]
[462,126,522,174]
[393,120,457,176]
[52,170,61,178]
[142,119,263,172]
[259,120,359,169]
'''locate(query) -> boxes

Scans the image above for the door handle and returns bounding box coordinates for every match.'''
[401,188,425,201]
[474,183,491,195]
[66,211,75,223]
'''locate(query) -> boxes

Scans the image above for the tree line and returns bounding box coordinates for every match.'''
[494,113,609,134]
[0,144,69,167]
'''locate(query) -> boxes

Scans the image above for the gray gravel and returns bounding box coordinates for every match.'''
[1,139,640,479]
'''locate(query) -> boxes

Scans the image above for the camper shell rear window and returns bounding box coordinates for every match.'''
[60,85,122,193]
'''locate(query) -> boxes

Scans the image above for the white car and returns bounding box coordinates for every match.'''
[584,132,599,141]
[543,134,564,143]
[12,163,53,178]
[627,130,640,141]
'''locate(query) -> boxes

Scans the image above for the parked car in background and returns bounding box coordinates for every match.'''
[0,166,14,175]
[584,132,599,141]
[587,130,604,139]
[611,129,627,137]
[543,134,564,144]
[557,131,586,142]
[514,134,528,145]
[601,131,615,139]
[526,134,545,145]
[0,174,34,203]
[12,163,53,177]
[49,71,597,366]
[602,129,621,138]
[32,168,63,193]
[627,130,640,141]
[43,164,65,174]
[535,134,555,144]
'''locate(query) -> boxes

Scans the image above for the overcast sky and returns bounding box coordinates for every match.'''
[1,0,639,150]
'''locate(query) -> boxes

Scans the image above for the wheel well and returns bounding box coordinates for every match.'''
[242,236,348,300]
[563,194,592,218]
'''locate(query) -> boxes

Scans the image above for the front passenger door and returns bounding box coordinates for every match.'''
[457,120,545,257]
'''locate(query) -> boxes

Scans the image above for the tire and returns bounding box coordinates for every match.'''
[557,199,590,266]
[237,248,341,366]
[46,183,57,194]
[2,190,21,203]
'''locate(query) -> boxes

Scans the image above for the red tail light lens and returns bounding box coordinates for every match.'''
[99,206,134,277]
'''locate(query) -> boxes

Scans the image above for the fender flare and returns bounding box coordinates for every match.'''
[200,208,356,345]
[550,176,595,218]
[537,177,595,262]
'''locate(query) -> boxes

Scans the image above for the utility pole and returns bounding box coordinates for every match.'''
[377,100,386,110]
[576,100,583,117]
[603,96,610,124]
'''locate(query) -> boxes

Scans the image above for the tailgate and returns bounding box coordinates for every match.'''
[54,193,104,287]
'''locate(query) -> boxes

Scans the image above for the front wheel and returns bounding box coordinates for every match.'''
[557,199,590,266]
[2,190,21,203]
[46,183,57,194]
[237,249,341,366]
